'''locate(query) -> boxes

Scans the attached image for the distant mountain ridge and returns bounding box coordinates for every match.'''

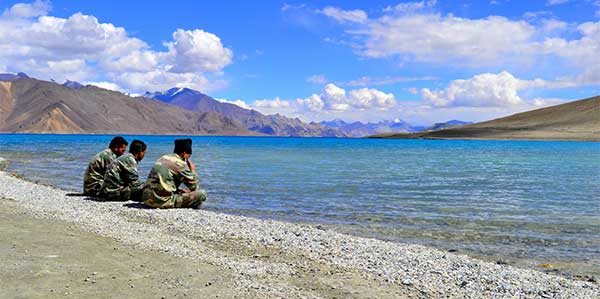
[0,75,253,135]
[144,87,345,137]
[320,119,426,137]
[425,120,472,131]
[0,72,29,81]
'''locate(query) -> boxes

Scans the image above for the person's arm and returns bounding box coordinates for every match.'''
[123,158,142,188]
[179,159,199,191]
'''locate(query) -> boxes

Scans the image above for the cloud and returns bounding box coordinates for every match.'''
[101,50,160,73]
[296,94,324,111]
[254,97,292,109]
[0,2,233,93]
[115,70,227,92]
[85,81,123,92]
[343,75,437,87]
[215,98,251,109]
[536,21,600,85]
[421,71,572,108]
[316,4,600,88]
[356,14,535,67]
[348,88,396,110]
[384,0,437,14]
[2,0,49,18]
[310,83,396,111]
[281,3,306,12]
[546,0,569,6]
[393,98,568,126]
[306,74,328,84]
[166,29,233,73]
[246,76,572,126]
[318,6,367,24]
[522,11,553,20]
[46,59,90,80]
[253,83,396,118]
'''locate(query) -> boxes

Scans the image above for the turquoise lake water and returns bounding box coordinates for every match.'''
[1,134,599,276]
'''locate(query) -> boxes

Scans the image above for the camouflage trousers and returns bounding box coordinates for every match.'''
[145,189,207,209]
[101,185,144,202]
[83,183,103,197]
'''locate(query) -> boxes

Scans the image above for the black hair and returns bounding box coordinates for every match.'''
[174,138,192,155]
[129,139,147,155]
[109,136,128,149]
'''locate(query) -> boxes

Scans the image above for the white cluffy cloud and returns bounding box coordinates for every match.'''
[1,0,49,18]
[344,75,437,87]
[167,29,233,73]
[0,1,234,93]
[247,71,570,125]
[85,81,123,92]
[254,97,292,109]
[306,74,328,84]
[319,3,600,87]
[318,6,368,24]
[421,71,572,107]
[215,98,251,110]
[546,0,569,6]
[251,83,396,119]
[302,83,396,112]
[384,0,437,14]
[360,14,536,66]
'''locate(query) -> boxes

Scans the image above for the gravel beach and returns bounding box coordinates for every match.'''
[0,170,597,298]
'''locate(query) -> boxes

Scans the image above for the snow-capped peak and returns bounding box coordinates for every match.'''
[172,87,185,96]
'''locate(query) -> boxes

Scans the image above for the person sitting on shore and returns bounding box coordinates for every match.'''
[100,139,147,202]
[83,136,128,196]
[142,138,207,209]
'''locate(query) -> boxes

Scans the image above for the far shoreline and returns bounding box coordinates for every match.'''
[2,131,600,142]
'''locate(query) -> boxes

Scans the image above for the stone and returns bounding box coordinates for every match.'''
[0,158,8,171]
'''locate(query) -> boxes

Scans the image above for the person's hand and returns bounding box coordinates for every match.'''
[178,188,191,194]
[187,159,196,172]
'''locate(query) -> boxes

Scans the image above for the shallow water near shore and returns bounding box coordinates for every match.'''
[1,134,599,277]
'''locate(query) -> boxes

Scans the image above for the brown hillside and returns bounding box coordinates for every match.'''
[0,78,254,135]
[372,96,600,141]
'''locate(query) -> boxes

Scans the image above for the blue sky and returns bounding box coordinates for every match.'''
[1,0,599,125]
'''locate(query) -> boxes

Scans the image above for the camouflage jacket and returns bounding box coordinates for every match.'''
[102,153,143,195]
[83,148,116,195]
[143,153,199,206]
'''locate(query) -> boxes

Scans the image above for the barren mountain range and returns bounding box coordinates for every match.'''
[0,75,343,136]
[2,74,598,140]
[0,76,253,135]
[144,87,344,136]
[371,96,600,141]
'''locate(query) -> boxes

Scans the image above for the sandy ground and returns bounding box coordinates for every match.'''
[0,200,411,299]
[0,201,242,299]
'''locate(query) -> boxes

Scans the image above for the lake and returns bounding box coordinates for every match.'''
[1,134,598,277]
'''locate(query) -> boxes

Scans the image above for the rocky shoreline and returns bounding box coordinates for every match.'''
[0,170,597,298]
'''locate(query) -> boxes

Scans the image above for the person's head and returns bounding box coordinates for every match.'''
[109,136,128,157]
[173,138,192,159]
[129,139,147,162]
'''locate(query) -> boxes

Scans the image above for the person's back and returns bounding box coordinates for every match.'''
[101,139,146,201]
[143,139,206,209]
[83,136,128,196]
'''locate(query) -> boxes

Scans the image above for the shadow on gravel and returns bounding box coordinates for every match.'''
[66,193,86,197]
[123,202,153,209]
